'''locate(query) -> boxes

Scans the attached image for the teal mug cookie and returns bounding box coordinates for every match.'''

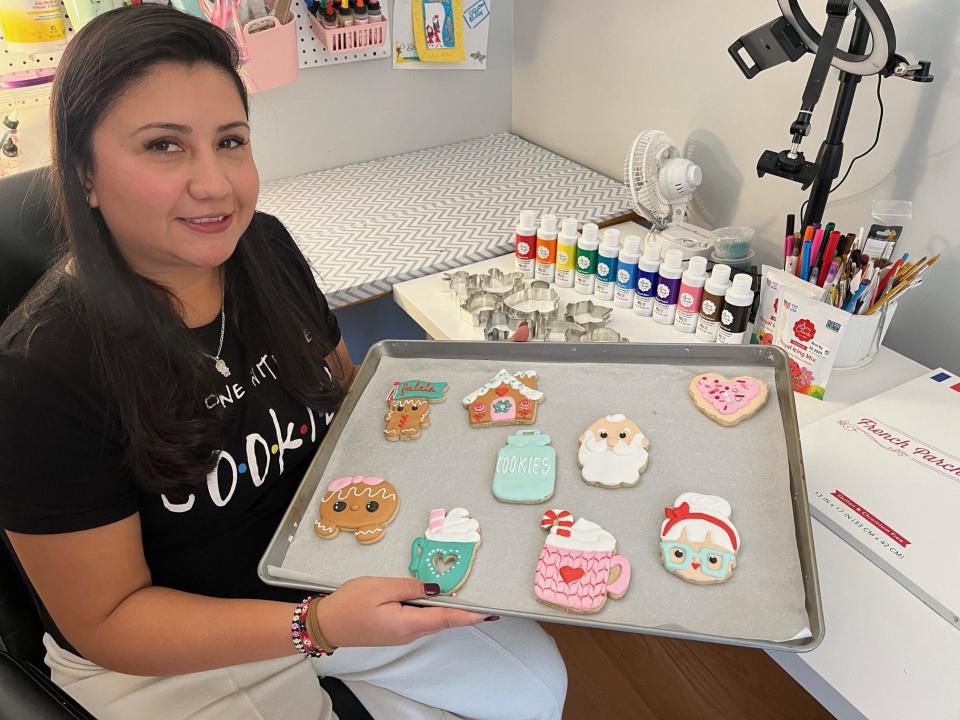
[492,429,556,504]
[409,508,480,595]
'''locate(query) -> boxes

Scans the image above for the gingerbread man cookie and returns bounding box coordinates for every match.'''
[689,373,768,427]
[314,476,399,544]
[383,379,448,441]
[659,493,740,585]
[577,414,650,488]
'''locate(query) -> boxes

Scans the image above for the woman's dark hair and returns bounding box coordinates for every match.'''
[1,5,345,492]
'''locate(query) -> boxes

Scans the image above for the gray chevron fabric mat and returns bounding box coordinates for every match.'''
[257,133,630,308]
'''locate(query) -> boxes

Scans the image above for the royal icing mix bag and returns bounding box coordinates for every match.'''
[752,266,824,345]
[773,286,849,400]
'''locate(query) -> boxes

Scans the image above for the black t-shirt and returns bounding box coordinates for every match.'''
[0,215,340,654]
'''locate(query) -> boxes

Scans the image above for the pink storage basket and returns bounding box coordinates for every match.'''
[241,15,299,93]
[308,14,387,55]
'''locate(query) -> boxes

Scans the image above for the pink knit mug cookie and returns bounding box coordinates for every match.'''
[533,509,631,614]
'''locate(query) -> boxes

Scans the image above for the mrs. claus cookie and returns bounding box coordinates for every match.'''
[689,372,768,427]
[659,493,741,585]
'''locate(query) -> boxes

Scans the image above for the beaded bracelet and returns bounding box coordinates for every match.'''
[291,597,332,658]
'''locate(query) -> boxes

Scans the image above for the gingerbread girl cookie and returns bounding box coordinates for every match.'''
[383,379,448,441]
[314,476,399,544]
[659,493,740,585]
[689,372,768,427]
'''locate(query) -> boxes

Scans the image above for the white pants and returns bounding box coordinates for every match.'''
[43,617,567,720]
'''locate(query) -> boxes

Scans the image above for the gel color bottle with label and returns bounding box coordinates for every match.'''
[515,210,537,279]
[652,249,683,325]
[717,273,755,345]
[574,223,600,295]
[695,263,733,342]
[534,214,559,283]
[593,228,621,302]
[554,217,579,288]
[674,255,708,333]
[632,236,662,316]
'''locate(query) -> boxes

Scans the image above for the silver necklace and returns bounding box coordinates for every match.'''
[201,290,230,378]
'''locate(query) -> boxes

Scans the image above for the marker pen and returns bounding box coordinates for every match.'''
[717,273,755,345]
[632,236,661,316]
[695,263,732,342]
[674,255,708,333]
[613,234,642,307]
[514,210,537,279]
[593,228,621,301]
[784,236,798,274]
[652,249,683,325]
[574,223,600,295]
[354,0,369,24]
[554,217,579,288]
[337,0,353,27]
[534,214,559,283]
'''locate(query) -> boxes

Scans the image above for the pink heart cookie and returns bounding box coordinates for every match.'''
[689,373,768,427]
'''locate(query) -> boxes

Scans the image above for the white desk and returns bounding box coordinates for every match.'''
[392,227,960,720]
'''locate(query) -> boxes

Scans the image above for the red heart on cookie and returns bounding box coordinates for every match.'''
[494,386,510,397]
[559,566,584,584]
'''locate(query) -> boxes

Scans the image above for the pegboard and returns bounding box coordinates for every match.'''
[0,0,390,86]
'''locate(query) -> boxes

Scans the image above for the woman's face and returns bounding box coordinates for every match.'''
[84,61,258,279]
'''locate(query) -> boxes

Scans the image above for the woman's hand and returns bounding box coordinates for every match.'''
[315,577,493,648]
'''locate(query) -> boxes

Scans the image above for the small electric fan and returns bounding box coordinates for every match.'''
[624,130,715,260]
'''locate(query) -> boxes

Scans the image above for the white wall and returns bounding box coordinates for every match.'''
[250,0,514,182]
[513,0,960,369]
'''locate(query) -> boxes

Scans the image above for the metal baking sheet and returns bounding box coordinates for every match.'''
[259,341,823,652]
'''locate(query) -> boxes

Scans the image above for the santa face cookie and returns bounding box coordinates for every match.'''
[462,369,543,427]
[659,493,740,585]
[689,373,768,427]
[492,429,556,504]
[314,476,399,544]
[577,414,649,488]
[409,508,481,595]
[384,379,448,441]
[534,509,631,614]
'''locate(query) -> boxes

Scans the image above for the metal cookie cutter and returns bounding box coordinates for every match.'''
[483,310,522,341]
[450,276,481,307]
[564,300,613,331]
[460,291,502,327]
[479,268,525,299]
[569,327,630,343]
[441,270,473,293]
[536,318,586,342]
[502,287,561,323]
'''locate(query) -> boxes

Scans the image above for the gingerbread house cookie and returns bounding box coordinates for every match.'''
[462,369,544,427]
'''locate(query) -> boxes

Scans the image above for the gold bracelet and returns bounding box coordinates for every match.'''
[306,596,338,655]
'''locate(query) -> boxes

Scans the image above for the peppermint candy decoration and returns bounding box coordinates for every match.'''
[540,508,574,537]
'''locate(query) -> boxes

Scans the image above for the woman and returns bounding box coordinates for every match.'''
[0,6,566,719]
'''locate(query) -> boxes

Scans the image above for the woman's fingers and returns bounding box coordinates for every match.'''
[371,577,440,604]
[395,605,487,638]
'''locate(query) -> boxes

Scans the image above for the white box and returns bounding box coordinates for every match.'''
[802,368,960,629]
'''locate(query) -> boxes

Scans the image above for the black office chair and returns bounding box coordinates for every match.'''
[0,168,372,720]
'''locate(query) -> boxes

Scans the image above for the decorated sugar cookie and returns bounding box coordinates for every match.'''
[577,414,650,488]
[409,508,481,595]
[659,493,740,585]
[314,476,399,544]
[534,509,631,614]
[384,379,449,441]
[492,429,556,504]
[462,369,543,427]
[689,373,768,427]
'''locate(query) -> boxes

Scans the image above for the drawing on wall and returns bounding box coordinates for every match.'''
[394,0,489,70]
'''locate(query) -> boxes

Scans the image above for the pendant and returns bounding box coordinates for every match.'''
[215,358,230,378]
